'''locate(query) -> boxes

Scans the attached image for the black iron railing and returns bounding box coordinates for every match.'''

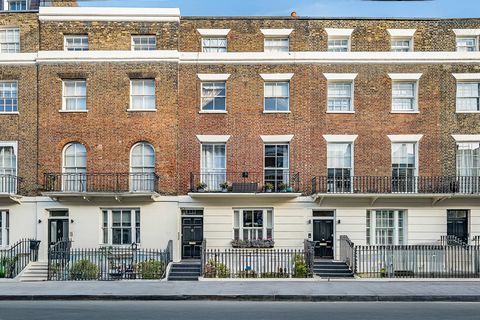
[203,248,311,278]
[48,240,173,281]
[43,173,160,193]
[0,239,40,279]
[312,176,480,194]
[0,174,21,195]
[339,235,356,273]
[355,243,480,278]
[190,172,300,193]
[303,239,315,276]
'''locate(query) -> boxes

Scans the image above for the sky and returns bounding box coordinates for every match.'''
[77,0,480,18]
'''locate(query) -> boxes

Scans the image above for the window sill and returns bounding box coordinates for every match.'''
[0,112,19,115]
[263,110,291,114]
[198,110,228,114]
[326,110,355,114]
[59,110,88,113]
[127,109,157,112]
[390,110,420,114]
[456,111,480,114]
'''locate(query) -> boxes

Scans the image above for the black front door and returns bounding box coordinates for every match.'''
[48,219,69,246]
[182,216,203,259]
[313,219,334,259]
[447,210,469,243]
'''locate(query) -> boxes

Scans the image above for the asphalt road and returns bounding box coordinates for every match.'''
[0,301,479,320]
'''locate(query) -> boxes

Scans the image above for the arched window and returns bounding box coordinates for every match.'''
[62,142,87,192]
[0,143,17,194]
[130,142,155,192]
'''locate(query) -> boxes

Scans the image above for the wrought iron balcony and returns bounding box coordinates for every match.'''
[0,174,21,195]
[311,176,480,195]
[43,173,160,194]
[189,172,300,193]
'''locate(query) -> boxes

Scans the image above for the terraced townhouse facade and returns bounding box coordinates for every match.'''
[1,2,480,262]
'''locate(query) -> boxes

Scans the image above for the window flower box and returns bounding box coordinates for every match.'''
[230,239,275,248]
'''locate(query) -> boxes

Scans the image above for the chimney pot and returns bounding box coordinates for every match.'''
[291,11,297,17]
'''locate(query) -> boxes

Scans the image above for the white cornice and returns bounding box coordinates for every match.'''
[260,135,294,143]
[180,52,480,64]
[323,135,358,143]
[197,73,231,81]
[197,29,231,36]
[452,134,480,142]
[260,73,294,81]
[324,28,354,37]
[388,73,423,80]
[323,73,357,80]
[196,135,231,143]
[36,50,179,63]
[39,7,180,22]
[260,29,294,37]
[387,29,416,37]
[453,73,480,80]
[453,29,480,36]
[388,134,423,142]
[0,53,36,65]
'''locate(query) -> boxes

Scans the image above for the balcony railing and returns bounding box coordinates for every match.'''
[311,176,480,194]
[43,173,160,193]
[190,172,300,193]
[0,174,20,195]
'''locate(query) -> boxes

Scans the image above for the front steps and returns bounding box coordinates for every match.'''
[314,260,354,278]
[18,261,48,282]
[167,261,201,281]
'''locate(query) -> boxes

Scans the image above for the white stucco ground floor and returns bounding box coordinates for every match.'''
[1,194,479,262]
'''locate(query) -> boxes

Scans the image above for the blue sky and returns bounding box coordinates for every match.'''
[79,0,479,18]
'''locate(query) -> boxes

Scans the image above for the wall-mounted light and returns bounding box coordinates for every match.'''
[307,219,311,225]
[337,219,341,224]
[38,219,42,224]
[70,219,75,224]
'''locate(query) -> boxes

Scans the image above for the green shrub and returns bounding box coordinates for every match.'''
[238,270,257,278]
[292,255,309,278]
[204,260,230,278]
[137,260,165,279]
[0,257,17,278]
[70,259,98,280]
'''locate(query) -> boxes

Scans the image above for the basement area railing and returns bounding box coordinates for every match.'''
[0,239,40,278]
[48,240,173,281]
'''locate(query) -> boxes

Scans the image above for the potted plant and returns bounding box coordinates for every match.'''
[286,185,294,192]
[264,183,274,193]
[197,182,207,192]
[278,182,287,192]
[220,181,229,192]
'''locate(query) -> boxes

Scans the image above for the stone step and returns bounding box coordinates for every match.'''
[314,268,352,274]
[316,273,354,278]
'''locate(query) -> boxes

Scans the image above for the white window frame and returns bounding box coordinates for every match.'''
[0,27,20,53]
[264,143,290,191]
[62,142,87,192]
[263,81,290,113]
[233,208,274,241]
[0,141,17,194]
[200,143,226,192]
[0,80,18,114]
[390,141,419,193]
[456,36,479,52]
[201,37,228,53]
[7,0,28,11]
[101,208,140,246]
[131,35,157,51]
[61,80,87,112]
[366,209,407,245]
[264,37,289,53]
[456,81,480,113]
[327,142,354,193]
[327,80,354,113]
[0,210,9,247]
[129,79,156,111]
[391,80,418,112]
[130,142,156,192]
[391,37,413,52]
[64,35,89,51]
[200,81,227,112]
[327,36,350,52]
[456,141,480,176]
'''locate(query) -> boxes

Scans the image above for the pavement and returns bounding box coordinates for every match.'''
[1,280,480,301]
